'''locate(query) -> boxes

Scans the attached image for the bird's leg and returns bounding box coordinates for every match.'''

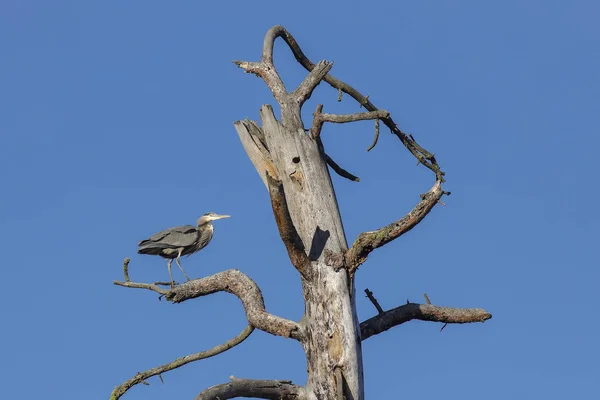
[176,249,191,281]
[167,259,175,288]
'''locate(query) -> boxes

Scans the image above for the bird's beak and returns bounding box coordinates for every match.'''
[212,214,231,220]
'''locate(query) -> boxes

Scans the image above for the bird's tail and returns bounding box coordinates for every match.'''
[137,244,165,255]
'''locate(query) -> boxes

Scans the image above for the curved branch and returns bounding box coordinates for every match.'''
[266,174,311,279]
[110,325,254,400]
[361,303,492,341]
[115,268,302,340]
[324,153,360,182]
[345,180,447,274]
[196,377,305,400]
[165,269,303,340]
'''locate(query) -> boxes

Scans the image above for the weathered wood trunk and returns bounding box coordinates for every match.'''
[236,105,363,399]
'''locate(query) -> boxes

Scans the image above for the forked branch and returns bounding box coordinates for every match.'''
[115,268,302,340]
[361,302,492,340]
[196,377,305,400]
[256,25,444,180]
[110,325,254,400]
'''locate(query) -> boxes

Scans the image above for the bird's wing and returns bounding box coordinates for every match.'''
[138,225,198,248]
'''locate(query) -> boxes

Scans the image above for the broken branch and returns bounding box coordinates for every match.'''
[122,258,130,282]
[361,303,492,340]
[364,288,384,314]
[110,325,254,400]
[233,60,287,103]
[196,377,305,400]
[294,60,333,106]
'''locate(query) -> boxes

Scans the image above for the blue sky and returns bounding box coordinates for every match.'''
[1,1,598,399]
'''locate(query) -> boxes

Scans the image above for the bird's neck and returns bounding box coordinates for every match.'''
[198,222,214,230]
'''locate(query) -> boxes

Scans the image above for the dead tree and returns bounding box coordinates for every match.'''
[112,26,492,400]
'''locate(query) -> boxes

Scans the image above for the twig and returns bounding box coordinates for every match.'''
[424,293,431,305]
[366,119,380,152]
[109,325,254,400]
[361,303,492,340]
[364,288,384,314]
[114,280,169,296]
[122,258,130,282]
[325,153,360,182]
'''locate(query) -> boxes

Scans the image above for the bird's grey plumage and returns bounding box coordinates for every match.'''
[137,212,230,287]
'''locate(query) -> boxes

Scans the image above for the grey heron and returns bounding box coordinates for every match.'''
[137,212,230,287]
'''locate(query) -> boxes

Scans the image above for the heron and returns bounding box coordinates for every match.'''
[137,212,230,287]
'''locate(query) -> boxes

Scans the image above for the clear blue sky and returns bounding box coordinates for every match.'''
[1,1,598,399]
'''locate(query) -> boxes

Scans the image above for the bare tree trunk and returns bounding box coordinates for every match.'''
[238,105,363,398]
[112,25,492,400]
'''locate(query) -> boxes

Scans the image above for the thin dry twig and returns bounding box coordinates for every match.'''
[114,280,169,296]
[366,119,380,152]
[110,325,254,400]
[364,288,384,314]
[424,293,432,305]
[324,153,360,182]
